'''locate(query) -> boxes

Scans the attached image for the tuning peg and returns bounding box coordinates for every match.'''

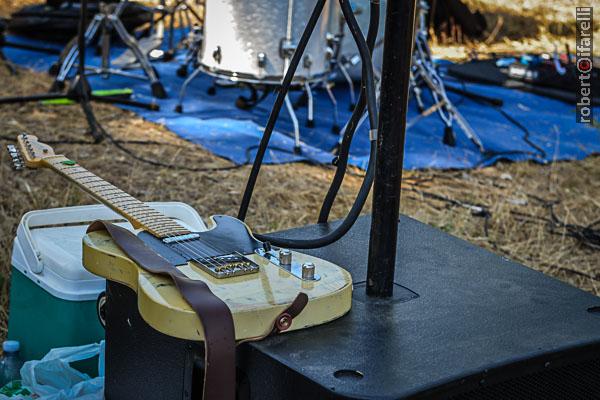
[6,145,24,171]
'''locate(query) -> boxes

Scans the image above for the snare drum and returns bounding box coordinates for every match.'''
[200,0,335,85]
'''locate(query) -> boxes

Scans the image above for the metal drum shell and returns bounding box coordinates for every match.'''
[200,0,334,85]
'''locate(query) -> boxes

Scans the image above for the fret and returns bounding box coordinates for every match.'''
[92,189,124,198]
[129,211,167,221]
[93,191,129,204]
[95,189,125,197]
[89,181,117,189]
[86,182,114,189]
[112,198,142,207]
[121,204,150,212]
[60,167,91,175]
[144,216,178,224]
[145,220,185,229]
[144,219,182,229]
[144,225,179,235]
[69,172,97,180]
[79,177,105,185]
[111,194,139,209]
[59,166,87,174]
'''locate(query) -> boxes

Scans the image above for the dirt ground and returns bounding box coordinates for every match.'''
[0,1,599,343]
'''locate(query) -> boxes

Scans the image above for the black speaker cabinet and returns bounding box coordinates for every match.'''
[104,216,600,399]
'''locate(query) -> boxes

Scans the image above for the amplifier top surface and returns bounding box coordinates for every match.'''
[254,215,600,398]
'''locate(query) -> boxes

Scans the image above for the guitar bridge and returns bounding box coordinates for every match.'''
[192,254,259,279]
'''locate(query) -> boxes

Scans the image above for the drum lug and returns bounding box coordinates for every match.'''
[303,55,313,69]
[280,38,296,59]
[257,52,267,68]
[212,46,222,64]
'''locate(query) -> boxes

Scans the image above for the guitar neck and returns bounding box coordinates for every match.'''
[43,155,190,238]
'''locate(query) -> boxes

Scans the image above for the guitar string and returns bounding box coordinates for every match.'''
[51,158,228,270]
[54,158,240,271]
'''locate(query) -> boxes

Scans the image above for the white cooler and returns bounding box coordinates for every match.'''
[8,202,206,366]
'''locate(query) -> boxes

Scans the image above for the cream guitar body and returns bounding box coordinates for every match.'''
[8,134,353,340]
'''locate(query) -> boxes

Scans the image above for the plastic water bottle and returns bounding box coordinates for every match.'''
[0,341,24,387]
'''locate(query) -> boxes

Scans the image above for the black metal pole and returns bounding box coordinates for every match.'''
[78,0,88,77]
[366,0,417,297]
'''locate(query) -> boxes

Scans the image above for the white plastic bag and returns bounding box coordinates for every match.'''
[4,341,105,400]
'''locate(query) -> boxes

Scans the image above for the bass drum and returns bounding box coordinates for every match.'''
[200,0,335,85]
[331,0,387,80]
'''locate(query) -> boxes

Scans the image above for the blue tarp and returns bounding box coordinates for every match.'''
[3,34,599,170]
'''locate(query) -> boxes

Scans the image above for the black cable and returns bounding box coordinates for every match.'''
[79,100,243,172]
[254,141,376,249]
[237,0,328,221]
[339,0,379,130]
[449,77,547,161]
[253,0,380,249]
[318,0,379,223]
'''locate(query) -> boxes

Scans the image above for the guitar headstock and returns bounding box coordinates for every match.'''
[8,133,58,170]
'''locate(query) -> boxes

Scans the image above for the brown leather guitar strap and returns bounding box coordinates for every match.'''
[86,221,235,400]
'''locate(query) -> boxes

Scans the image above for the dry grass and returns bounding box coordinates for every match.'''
[0,0,598,344]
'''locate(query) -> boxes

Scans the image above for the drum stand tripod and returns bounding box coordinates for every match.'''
[410,0,484,152]
[50,0,167,98]
[0,0,158,142]
[333,0,485,153]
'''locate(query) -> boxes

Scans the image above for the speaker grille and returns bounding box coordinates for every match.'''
[451,357,600,399]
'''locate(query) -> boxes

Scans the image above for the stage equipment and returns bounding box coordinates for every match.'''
[410,0,484,151]
[237,0,379,240]
[175,0,342,153]
[6,202,203,364]
[175,24,202,77]
[328,0,485,152]
[0,0,157,142]
[50,0,167,98]
[9,132,352,338]
[366,0,415,296]
[330,0,385,81]
[149,0,203,61]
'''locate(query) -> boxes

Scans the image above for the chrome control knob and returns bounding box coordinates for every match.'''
[302,262,316,280]
[279,249,292,266]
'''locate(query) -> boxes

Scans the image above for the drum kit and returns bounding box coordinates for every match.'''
[48,0,484,154]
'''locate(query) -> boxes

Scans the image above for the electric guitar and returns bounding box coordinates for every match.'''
[7,134,352,340]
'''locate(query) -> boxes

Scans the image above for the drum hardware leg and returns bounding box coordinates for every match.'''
[100,18,111,79]
[51,15,102,90]
[408,0,485,153]
[410,73,425,113]
[304,82,315,128]
[323,82,340,134]
[284,94,302,154]
[177,25,202,78]
[236,84,260,110]
[51,1,167,99]
[110,16,167,99]
[338,62,356,111]
[175,64,203,113]
[0,0,158,143]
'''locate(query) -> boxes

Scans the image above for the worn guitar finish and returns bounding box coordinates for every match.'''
[9,134,353,340]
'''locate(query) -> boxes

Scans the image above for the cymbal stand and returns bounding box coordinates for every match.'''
[411,0,484,152]
[0,0,158,143]
[50,0,167,98]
